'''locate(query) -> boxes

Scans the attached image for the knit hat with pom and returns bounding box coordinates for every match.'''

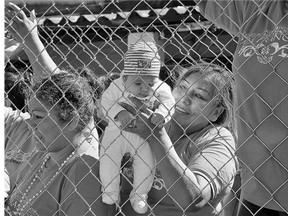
[122,41,161,77]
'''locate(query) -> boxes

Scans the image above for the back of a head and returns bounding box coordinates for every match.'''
[75,67,104,100]
[96,72,121,98]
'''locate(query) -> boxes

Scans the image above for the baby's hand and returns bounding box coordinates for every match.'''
[151,113,165,128]
[116,110,135,128]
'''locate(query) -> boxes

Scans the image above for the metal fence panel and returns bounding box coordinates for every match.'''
[4,0,288,215]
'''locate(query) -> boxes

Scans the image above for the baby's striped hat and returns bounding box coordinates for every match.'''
[123,41,161,77]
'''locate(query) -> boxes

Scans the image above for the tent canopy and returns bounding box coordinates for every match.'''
[5,0,197,16]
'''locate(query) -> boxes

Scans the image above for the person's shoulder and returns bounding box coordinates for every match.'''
[197,126,234,143]
[204,126,236,149]
[210,126,233,136]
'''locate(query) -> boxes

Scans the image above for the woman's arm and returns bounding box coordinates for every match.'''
[121,99,236,212]
[150,128,211,211]
[120,102,211,211]
[5,3,59,80]
[221,173,241,216]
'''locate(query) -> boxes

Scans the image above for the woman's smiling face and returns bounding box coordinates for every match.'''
[172,72,222,133]
[28,96,68,152]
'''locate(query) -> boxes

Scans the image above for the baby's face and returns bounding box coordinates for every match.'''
[123,75,159,98]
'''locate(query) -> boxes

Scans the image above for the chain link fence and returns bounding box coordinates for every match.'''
[4,0,288,215]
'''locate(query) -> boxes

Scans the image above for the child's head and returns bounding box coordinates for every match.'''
[122,75,159,98]
[5,68,32,111]
[122,41,161,98]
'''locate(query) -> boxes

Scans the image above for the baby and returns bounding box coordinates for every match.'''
[99,41,175,214]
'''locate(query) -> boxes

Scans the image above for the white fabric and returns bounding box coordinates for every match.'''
[100,77,175,202]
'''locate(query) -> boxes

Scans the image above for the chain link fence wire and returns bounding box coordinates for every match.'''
[4,0,288,215]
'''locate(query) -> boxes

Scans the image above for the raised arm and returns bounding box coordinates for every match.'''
[5,3,59,80]
[149,128,210,210]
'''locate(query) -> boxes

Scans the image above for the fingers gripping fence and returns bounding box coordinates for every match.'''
[4,0,288,216]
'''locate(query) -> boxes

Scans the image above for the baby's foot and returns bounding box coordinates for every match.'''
[102,192,119,205]
[130,193,148,214]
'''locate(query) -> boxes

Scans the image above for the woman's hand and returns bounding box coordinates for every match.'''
[5,3,38,45]
[119,96,159,140]
[5,3,60,79]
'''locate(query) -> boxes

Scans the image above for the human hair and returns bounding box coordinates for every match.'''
[5,68,33,111]
[160,65,184,89]
[75,67,104,100]
[97,72,120,94]
[176,61,237,139]
[32,71,95,133]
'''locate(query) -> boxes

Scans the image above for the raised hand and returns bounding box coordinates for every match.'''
[5,2,59,79]
[5,3,38,45]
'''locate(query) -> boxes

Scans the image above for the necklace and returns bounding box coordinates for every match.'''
[13,151,76,214]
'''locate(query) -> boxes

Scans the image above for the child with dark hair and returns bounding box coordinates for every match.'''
[5,67,32,111]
